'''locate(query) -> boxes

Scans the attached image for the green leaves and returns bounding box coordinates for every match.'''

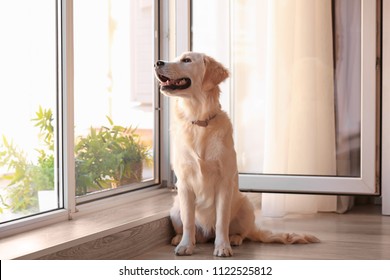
[74,117,151,195]
[32,106,54,150]
[0,107,55,213]
[0,106,152,212]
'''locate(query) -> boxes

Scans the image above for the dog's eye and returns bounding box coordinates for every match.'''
[181,58,192,63]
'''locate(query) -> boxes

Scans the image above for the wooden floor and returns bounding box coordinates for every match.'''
[132,205,390,260]
[3,188,388,260]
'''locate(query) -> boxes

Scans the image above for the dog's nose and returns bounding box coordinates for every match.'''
[155,60,165,68]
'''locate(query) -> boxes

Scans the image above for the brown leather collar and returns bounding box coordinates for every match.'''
[191,114,217,127]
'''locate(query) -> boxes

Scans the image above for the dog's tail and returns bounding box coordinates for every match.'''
[247,228,320,244]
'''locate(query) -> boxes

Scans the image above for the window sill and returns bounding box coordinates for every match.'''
[0,188,175,260]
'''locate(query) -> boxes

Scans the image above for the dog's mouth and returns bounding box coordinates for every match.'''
[157,74,191,91]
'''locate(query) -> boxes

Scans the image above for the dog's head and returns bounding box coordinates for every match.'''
[154,52,229,98]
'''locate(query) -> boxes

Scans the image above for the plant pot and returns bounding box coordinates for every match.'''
[117,161,143,186]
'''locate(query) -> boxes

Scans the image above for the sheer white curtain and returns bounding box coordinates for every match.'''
[261,0,337,217]
[262,0,361,216]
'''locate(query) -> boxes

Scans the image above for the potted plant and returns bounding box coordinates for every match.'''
[74,116,151,196]
[0,107,55,213]
[0,107,152,212]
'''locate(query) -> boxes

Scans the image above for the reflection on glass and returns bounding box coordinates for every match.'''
[0,0,58,223]
[74,0,155,197]
[232,0,361,177]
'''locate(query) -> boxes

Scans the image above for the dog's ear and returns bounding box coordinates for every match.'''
[202,55,229,91]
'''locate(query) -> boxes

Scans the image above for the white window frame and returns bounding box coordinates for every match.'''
[188,0,380,196]
[0,0,172,237]
[0,0,72,236]
[236,0,380,196]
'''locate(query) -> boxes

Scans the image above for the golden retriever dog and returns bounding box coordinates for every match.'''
[154,52,319,257]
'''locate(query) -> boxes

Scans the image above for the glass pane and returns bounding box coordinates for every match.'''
[191,0,231,111]
[0,0,59,223]
[74,0,156,197]
[232,0,361,177]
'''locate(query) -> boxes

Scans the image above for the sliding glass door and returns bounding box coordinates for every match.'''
[0,0,61,223]
[192,0,380,195]
[73,0,159,202]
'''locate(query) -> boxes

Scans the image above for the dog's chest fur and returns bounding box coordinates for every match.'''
[173,112,236,192]
[174,123,223,172]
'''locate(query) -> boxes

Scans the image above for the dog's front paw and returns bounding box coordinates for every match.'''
[175,243,195,256]
[213,245,233,257]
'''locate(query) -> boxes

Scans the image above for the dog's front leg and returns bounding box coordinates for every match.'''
[214,185,233,257]
[175,187,196,256]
